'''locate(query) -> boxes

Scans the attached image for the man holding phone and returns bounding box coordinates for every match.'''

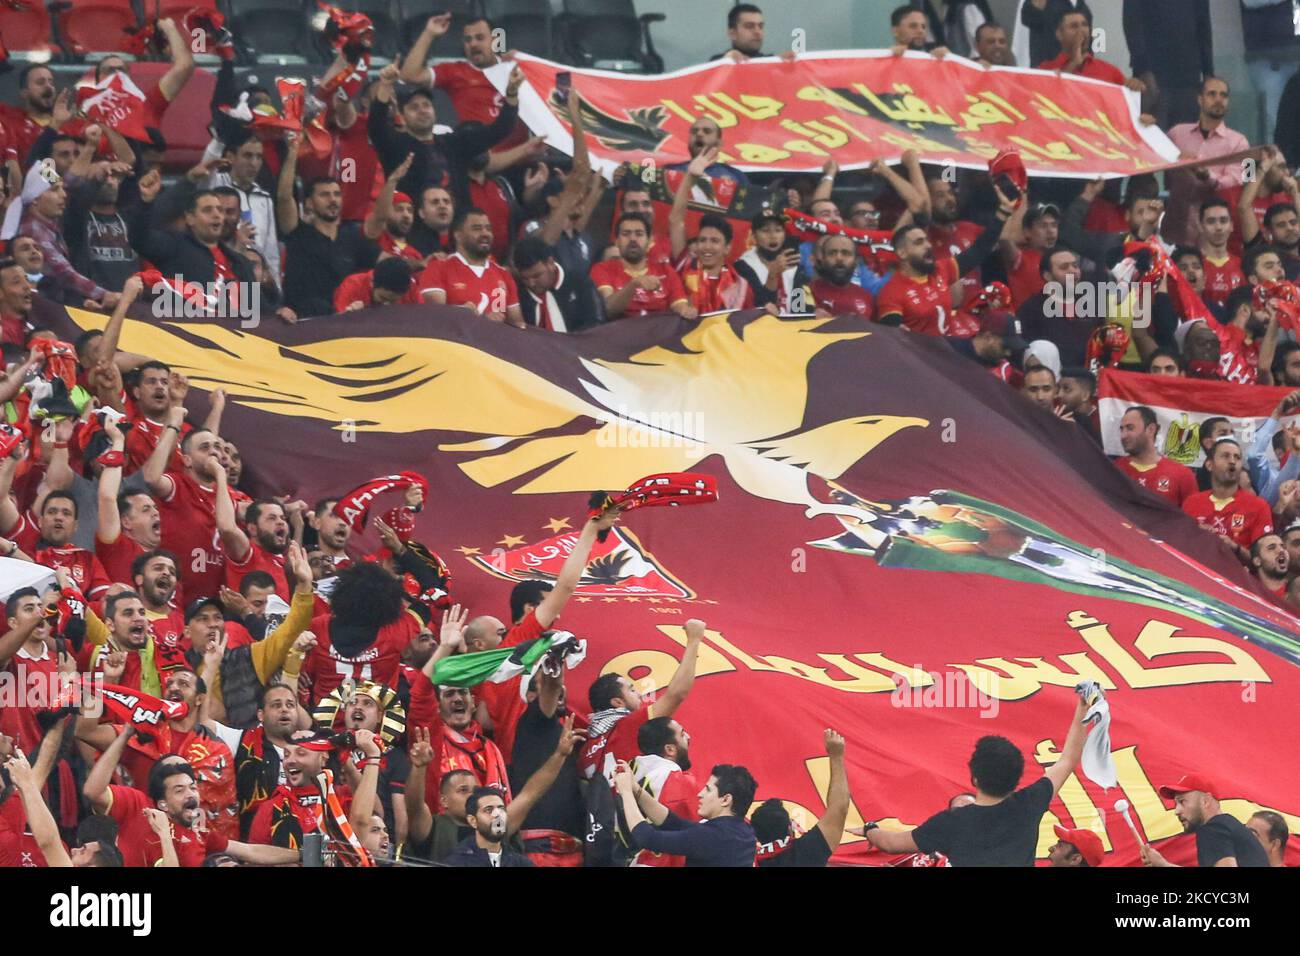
[733,210,809,312]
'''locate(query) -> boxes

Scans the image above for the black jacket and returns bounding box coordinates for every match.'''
[518,262,605,332]
[128,181,257,288]
[443,837,534,867]
[367,97,518,209]
[1123,0,1212,87]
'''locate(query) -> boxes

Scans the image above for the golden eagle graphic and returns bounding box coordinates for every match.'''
[549,90,672,154]
[63,308,928,510]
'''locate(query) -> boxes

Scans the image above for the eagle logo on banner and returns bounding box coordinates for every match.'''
[548,90,671,154]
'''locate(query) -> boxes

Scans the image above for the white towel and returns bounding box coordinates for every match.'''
[1076,679,1117,788]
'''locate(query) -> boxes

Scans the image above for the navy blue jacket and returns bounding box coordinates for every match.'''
[631,812,756,867]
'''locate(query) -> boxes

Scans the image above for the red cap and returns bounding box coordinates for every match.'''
[1052,824,1104,867]
[1157,773,1217,800]
[392,191,413,207]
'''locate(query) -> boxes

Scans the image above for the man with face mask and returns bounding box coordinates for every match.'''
[734,210,809,313]
[85,724,297,866]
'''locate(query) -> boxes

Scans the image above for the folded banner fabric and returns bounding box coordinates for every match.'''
[44,300,1300,867]
[494,50,1181,179]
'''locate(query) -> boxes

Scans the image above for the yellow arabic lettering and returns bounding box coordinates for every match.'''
[709,91,784,121]
[1067,611,1271,687]
[780,118,850,150]
[796,85,870,116]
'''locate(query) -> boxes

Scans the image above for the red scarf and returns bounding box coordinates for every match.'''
[439,722,511,799]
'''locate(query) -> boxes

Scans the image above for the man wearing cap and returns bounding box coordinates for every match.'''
[1048,824,1104,867]
[1183,437,1275,558]
[1115,406,1198,506]
[734,210,809,313]
[362,173,424,266]
[1002,203,1060,309]
[1143,774,1270,867]
[947,310,1028,385]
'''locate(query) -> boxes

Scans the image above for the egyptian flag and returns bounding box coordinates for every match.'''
[432,631,586,701]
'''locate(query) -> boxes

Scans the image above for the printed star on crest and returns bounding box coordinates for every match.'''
[625,597,640,603]
[602,597,619,603]
[455,546,482,556]
[543,517,572,532]
[496,534,527,547]
[575,596,592,603]
[645,597,661,603]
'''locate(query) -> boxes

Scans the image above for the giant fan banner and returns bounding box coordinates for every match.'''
[493,50,1182,179]
[44,301,1300,867]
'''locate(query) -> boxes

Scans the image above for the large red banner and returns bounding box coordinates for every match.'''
[44,301,1300,867]
[499,50,1182,179]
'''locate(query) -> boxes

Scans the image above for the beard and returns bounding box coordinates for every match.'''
[756,245,783,263]
[913,255,936,275]
[815,262,854,285]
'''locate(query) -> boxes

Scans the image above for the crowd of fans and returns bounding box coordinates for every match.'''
[0,1,1294,869]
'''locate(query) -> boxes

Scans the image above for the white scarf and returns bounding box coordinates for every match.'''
[1076,679,1117,788]
[1,159,59,241]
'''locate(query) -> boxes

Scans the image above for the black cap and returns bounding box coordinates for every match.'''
[184,596,224,623]
[1024,202,1061,227]
[750,208,783,230]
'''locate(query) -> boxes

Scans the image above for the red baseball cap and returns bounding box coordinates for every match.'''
[1157,773,1217,800]
[1052,824,1104,867]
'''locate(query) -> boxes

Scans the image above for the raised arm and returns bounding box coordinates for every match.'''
[812,159,837,205]
[8,748,74,866]
[816,729,850,849]
[647,618,704,719]
[83,724,135,814]
[404,726,436,847]
[533,508,620,629]
[1239,149,1274,247]
[364,153,413,240]
[95,419,127,544]
[670,148,717,259]
[276,131,301,235]
[156,18,196,102]
[347,729,384,833]
[0,452,23,536]
[212,462,251,561]
[0,616,40,668]
[398,14,451,86]
[1043,695,1090,796]
[141,404,184,499]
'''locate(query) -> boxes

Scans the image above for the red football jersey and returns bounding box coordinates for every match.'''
[579,706,651,781]
[1201,254,1245,307]
[125,417,189,473]
[224,541,289,599]
[96,532,147,589]
[1214,322,1260,385]
[333,270,422,312]
[928,220,983,300]
[0,795,60,868]
[108,784,228,867]
[429,60,527,149]
[1182,490,1274,549]
[298,611,422,706]
[1115,456,1198,506]
[473,611,546,765]
[1007,246,1045,308]
[810,278,874,319]
[631,765,700,867]
[590,259,688,317]
[31,545,112,600]
[875,260,959,335]
[157,470,232,602]
[0,647,57,752]
[467,177,515,261]
[418,253,519,314]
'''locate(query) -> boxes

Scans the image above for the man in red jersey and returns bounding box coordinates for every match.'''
[0,588,60,754]
[417,207,523,326]
[809,234,874,319]
[1038,8,1136,88]
[592,214,695,319]
[628,716,699,866]
[132,550,184,654]
[94,418,161,587]
[1115,405,1198,506]
[84,725,298,866]
[1197,199,1247,309]
[218,496,290,600]
[580,619,706,785]
[460,507,621,765]
[927,174,986,302]
[399,14,528,151]
[142,404,233,602]
[1250,533,1291,600]
[1183,437,1275,558]
[0,65,57,167]
[124,363,221,473]
[0,488,111,601]
[297,562,422,707]
[1002,203,1060,309]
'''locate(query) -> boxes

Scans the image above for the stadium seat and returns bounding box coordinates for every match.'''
[227,0,317,64]
[0,1,63,59]
[150,0,220,19]
[559,0,664,73]
[400,0,482,60]
[482,0,553,59]
[57,0,141,57]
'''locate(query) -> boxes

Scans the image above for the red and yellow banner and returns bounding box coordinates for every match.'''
[45,302,1300,867]
[501,50,1182,179]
